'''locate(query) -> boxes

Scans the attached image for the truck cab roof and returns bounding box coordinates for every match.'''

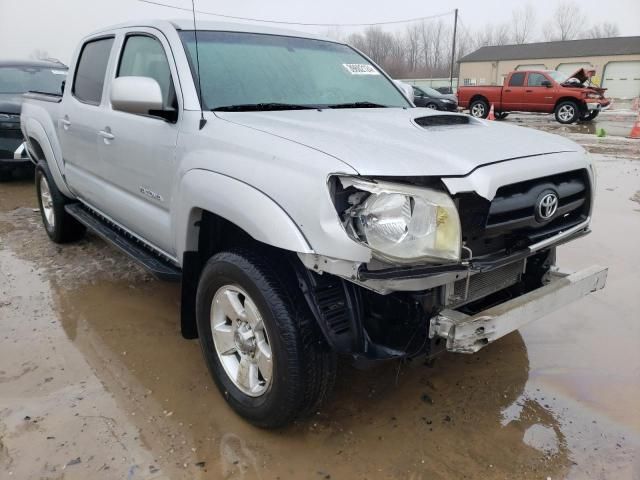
[86,18,333,43]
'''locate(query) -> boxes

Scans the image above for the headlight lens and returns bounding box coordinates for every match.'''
[337,177,461,263]
[586,93,601,99]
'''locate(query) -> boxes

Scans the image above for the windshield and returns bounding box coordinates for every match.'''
[179,31,410,110]
[548,71,569,83]
[0,66,67,95]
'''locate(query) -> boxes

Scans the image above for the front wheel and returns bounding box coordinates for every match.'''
[554,101,580,124]
[196,249,336,428]
[469,99,489,118]
[426,103,439,110]
[35,161,85,243]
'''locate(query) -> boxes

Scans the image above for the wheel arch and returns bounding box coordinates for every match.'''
[175,169,314,339]
[469,94,489,106]
[23,118,74,198]
[554,96,583,109]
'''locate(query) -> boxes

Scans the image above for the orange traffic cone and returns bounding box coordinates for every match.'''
[630,112,640,139]
[487,103,496,120]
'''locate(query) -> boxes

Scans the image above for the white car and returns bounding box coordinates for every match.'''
[21,19,607,427]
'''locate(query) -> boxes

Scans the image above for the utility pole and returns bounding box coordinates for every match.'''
[449,8,458,93]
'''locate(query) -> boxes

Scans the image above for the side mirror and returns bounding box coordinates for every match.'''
[111,76,163,116]
[541,80,552,87]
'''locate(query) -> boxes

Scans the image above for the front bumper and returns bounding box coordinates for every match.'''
[586,100,610,111]
[429,265,608,353]
[0,141,31,168]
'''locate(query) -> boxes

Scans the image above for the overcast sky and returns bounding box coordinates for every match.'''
[1,0,639,64]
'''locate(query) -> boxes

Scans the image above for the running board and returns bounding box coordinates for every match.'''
[65,203,182,282]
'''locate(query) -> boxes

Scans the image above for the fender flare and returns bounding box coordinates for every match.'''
[174,169,313,259]
[23,117,74,198]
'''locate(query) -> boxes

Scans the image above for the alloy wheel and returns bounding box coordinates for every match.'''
[210,285,273,397]
[39,176,55,228]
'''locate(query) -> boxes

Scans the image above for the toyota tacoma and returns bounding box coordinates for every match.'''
[21,20,607,427]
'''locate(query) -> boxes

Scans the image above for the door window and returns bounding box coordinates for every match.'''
[72,37,115,105]
[527,73,548,87]
[509,72,526,87]
[117,35,176,110]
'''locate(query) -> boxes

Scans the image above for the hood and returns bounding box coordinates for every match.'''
[216,108,581,177]
[563,68,607,95]
[0,94,24,116]
[442,94,458,103]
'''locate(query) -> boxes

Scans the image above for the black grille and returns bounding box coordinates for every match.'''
[457,169,590,257]
[0,128,24,158]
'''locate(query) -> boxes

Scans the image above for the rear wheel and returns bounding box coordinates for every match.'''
[469,99,489,118]
[554,101,580,124]
[35,161,85,243]
[196,249,336,428]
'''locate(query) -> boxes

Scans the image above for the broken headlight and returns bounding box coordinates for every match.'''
[336,177,461,264]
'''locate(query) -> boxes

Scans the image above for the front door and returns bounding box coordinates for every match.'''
[97,30,181,256]
[523,72,555,112]
[501,71,526,111]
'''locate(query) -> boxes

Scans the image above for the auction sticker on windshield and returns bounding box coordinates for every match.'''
[343,63,379,75]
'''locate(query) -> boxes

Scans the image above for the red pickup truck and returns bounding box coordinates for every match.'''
[457,69,610,124]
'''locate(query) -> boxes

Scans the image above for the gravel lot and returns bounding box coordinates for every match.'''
[1,110,639,479]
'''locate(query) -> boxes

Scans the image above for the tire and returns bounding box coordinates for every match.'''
[580,110,599,122]
[196,249,337,428]
[495,112,509,120]
[554,101,580,124]
[35,161,86,243]
[426,103,439,110]
[469,99,489,118]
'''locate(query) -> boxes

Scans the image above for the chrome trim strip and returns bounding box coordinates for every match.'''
[528,217,590,253]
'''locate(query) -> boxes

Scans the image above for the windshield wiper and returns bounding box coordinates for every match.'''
[327,101,389,109]
[212,103,318,112]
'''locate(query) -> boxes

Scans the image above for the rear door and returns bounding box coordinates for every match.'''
[97,28,181,255]
[523,72,555,112]
[501,72,526,111]
[59,36,115,203]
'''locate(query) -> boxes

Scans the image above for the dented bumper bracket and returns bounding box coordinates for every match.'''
[429,265,608,354]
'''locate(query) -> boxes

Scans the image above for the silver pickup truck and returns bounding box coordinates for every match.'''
[21,19,607,427]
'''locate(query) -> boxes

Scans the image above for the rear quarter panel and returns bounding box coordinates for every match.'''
[457,86,503,108]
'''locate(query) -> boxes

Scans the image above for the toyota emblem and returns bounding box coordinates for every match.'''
[537,192,559,221]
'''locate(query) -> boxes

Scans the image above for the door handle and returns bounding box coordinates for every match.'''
[505,89,512,92]
[60,117,71,129]
[525,89,533,93]
[98,130,115,141]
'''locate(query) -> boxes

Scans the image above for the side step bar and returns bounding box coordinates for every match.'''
[65,203,182,282]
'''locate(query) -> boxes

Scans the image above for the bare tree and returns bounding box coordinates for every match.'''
[511,3,536,44]
[585,21,620,39]
[545,1,587,41]
[404,23,422,73]
[493,23,512,46]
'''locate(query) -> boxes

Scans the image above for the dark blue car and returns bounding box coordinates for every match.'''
[0,60,67,180]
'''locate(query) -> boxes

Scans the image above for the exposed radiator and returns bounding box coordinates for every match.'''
[447,260,524,308]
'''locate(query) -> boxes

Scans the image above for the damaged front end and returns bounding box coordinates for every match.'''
[295,168,607,361]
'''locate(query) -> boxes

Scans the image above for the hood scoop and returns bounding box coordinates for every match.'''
[414,114,478,129]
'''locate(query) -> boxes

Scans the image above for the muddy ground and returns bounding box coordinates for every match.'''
[1,114,639,479]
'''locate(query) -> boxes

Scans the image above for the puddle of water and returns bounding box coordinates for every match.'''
[1,156,639,479]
